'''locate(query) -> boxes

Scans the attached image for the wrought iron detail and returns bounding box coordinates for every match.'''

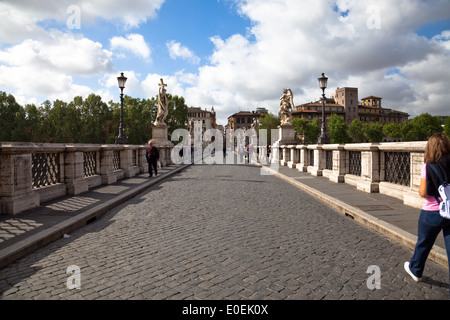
[326,150,333,170]
[132,150,137,166]
[348,151,361,176]
[113,150,121,171]
[83,152,97,177]
[384,152,410,186]
[32,153,61,189]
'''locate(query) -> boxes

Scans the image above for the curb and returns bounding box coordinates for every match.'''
[260,165,449,268]
[0,164,191,270]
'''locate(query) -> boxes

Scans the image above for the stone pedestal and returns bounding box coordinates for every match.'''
[152,124,174,166]
[278,124,297,145]
[0,152,39,215]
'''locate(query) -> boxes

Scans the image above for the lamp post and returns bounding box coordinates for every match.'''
[116,72,128,144]
[317,73,330,144]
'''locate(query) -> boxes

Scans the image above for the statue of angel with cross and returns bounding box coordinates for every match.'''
[154,78,168,126]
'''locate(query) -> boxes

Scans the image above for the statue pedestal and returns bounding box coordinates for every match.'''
[151,124,174,166]
[278,124,297,145]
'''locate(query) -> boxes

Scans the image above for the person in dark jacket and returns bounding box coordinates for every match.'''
[146,140,160,177]
[405,133,450,290]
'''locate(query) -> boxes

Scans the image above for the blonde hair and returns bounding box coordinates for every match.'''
[424,133,450,163]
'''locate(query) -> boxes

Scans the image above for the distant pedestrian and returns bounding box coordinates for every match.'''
[405,133,450,290]
[146,140,160,177]
[238,145,244,163]
[246,145,250,163]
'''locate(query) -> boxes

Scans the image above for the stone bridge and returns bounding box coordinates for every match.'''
[0,141,426,216]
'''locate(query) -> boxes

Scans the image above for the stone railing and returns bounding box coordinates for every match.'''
[278,141,427,209]
[0,142,173,215]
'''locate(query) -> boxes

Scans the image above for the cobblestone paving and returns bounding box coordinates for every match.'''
[0,164,449,300]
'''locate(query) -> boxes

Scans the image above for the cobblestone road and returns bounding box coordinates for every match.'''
[0,164,449,300]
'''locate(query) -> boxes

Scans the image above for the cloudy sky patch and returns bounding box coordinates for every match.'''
[0,0,449,125]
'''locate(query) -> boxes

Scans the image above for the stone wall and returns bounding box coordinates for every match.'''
[279,141,427,209]
[0,142,173,215]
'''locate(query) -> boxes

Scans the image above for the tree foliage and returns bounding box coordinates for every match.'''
[259,113,280,143]
[291,113,445,144]
[0,91,188,144]
[445,117,450,138]
[328,114,352,144]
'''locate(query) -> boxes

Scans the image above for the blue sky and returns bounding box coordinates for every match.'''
[0,0,449,126]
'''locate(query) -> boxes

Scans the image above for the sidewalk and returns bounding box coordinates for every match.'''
[0,162,447,271]
[261,164,448,268]
[0,164,190,269]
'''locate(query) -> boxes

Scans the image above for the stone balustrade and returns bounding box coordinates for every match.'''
[0,142,173,215]
[278,141,427,209]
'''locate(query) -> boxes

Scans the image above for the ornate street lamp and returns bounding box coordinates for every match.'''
[116,72,128,144]
[317,73,330,144]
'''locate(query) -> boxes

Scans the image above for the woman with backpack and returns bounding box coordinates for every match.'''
[405,133,450,286]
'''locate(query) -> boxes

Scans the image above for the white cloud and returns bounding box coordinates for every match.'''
[0,0,166,42]
[80,0,165,29]
[185,0,450,125]
[142,73,187,99]
[110,34,151,60]
[0,31,113,101]
[1,0,449,128]
[166,40,201,65]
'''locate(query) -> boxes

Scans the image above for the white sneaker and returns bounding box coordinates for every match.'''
[404,261,421,282]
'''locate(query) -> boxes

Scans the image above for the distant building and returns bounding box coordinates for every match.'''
[226,108,268,131]
[292,87,409,126]
[187,106,217,145]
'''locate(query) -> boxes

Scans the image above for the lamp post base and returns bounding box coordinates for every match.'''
[318,125,330,144]
[318,135,330,144]
[115,137,128,144]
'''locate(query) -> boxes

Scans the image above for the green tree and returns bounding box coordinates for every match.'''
[166,94,188,140]
[259,113,280,143]
[383,122,402,140]
[407,113,443,141]
[292,117,309,143]
[79,94,111,143]
[123,96,157,144]
[365,123,384,142]
[444,117,450,138]
[348,119,366,143]
[328,114,351,144]
[0,91,24,141]
[47,99,82,143]
[304,119,321,144]
[24,103,44,142]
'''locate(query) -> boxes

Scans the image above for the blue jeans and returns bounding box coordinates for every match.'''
[410,210,450,280]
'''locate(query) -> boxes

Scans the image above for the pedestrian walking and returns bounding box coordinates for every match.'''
[404,133,450,290]
[146,140,160,177]
[238,145,244,163]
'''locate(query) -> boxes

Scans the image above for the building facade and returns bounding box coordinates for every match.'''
[293,87,409,126]
[226,108,268,131]
[187,107,218,145]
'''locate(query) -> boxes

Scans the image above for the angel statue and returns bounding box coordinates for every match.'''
[278,88,294,125]
[154,78,168,126]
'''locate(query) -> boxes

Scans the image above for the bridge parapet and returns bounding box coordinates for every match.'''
[279,141,427,209]
[0,142,168,215]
